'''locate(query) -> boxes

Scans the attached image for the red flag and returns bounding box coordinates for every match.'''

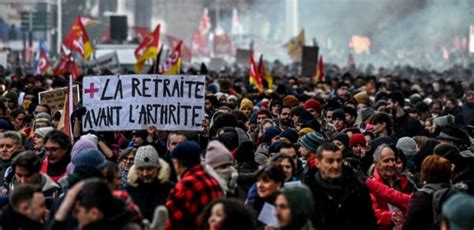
[35,49,50,75]
[63,17,93,60]
[166,34,192,62]
[135,25,160,73]
[313,55,324,83]
[161,41,182,75]
[199,8,212,35]
[134,26,151,43]
[249,52,264,93]
[257,55,273,89]
[54,54,80,77]
[191,31,209,57]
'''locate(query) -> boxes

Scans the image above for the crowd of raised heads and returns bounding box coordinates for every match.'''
[0,62,473,230]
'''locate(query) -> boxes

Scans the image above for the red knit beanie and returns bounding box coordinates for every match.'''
[349,133,367,148]
[304,99,322,114]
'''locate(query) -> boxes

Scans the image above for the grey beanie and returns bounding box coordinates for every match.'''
[433,115,455,128]
[134,145,160,168]
[396,137,417,156]
[205,140,233,168]
[35,112,52,123]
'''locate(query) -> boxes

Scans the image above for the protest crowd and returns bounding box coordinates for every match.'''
[0,6,472,228]
[0,57,472,230]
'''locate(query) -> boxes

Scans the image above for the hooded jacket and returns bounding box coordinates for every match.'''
[9,172,60,206]
[280,186,315,230]
[126,158,174,221]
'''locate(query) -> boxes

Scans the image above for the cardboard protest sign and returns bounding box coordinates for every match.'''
[38,85,80,116]
[235,49,251,67]
[83,52,122,74]
[82,75,206,131]
[301,46,319,77]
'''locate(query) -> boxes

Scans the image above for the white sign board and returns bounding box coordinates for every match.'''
[0,52,7,68]
[470,25,474,53]
[82,75,206,131]
[84,52,122,74]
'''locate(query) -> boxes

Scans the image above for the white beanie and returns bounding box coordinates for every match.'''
[134,145,160,168]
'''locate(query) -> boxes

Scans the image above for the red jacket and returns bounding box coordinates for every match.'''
[365,178,412,211]
[165,165,223,230]
[366,170,414,230]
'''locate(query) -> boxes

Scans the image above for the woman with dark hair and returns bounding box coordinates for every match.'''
[245,164,285,229]
[118,147,136,189]
[403,155,452,230]
[200,198,256,230]
[269,153,296,182]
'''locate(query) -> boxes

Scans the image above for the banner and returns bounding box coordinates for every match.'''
[82,75,206,131]
[470,25,474,53]
[284,29,305,63]
[83,52,121,74]
[235,49,251,67]
[38,85,80,115]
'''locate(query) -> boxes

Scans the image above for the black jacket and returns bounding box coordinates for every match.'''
[306,171,378,230]
[246,193,278,229]
[126,178,174,221]
[393,112,428,138]
[403,183,451,230]
[1,203,44,230]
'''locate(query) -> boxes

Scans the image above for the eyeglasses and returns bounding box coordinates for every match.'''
[123,157,134,162]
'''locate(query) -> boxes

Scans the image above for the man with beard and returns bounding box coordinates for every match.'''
[126,145,174,221]
[366,144,415,230]
[387,91,427,138]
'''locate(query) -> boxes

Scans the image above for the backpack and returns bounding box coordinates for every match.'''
[418,183,467,230]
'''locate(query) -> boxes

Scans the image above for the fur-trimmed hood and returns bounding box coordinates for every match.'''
[127,158,170,187]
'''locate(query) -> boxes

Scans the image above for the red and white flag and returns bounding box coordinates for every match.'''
[35,49,50,75]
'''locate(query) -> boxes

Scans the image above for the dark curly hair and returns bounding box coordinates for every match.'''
[200,198,256,230]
